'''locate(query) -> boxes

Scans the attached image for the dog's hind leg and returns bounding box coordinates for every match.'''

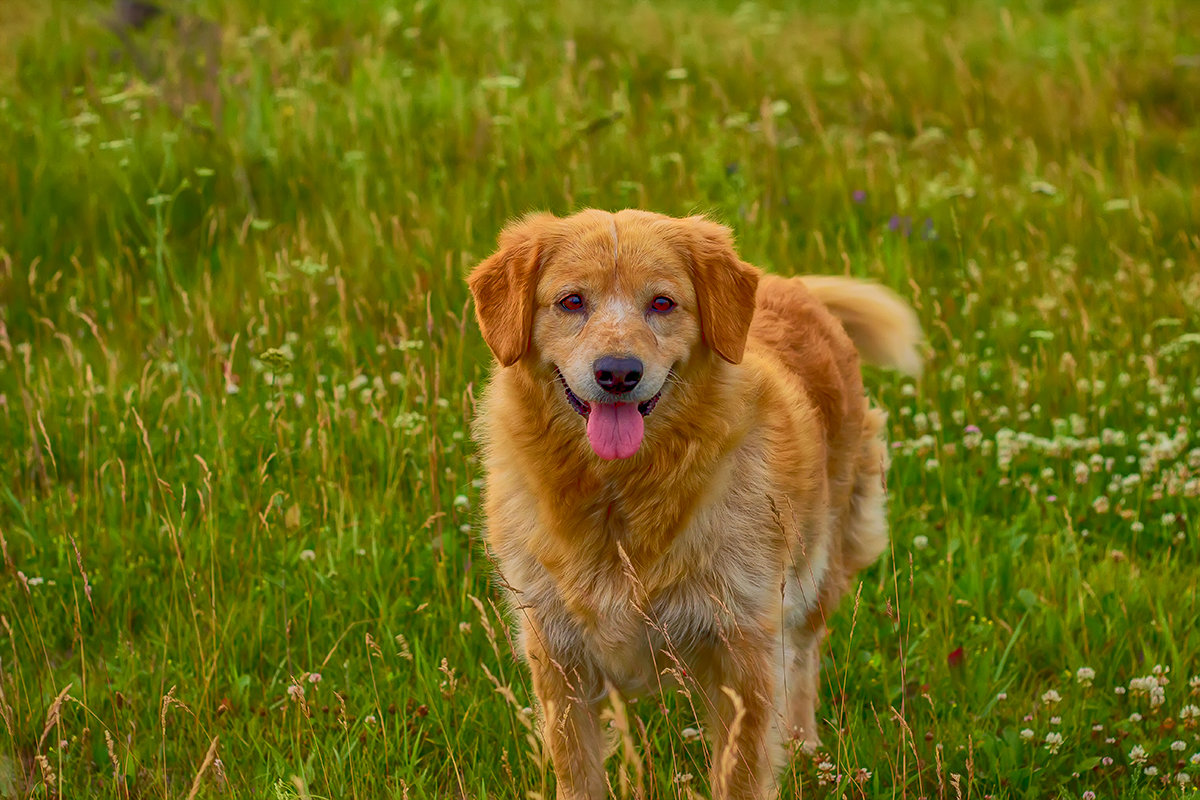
[842,403,891,573]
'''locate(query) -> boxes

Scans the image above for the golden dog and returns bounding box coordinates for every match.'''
[468,209,920,799]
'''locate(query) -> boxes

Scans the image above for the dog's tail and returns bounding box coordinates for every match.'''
[800,276,923,376]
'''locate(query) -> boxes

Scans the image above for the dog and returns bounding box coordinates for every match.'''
[468,209,921,799]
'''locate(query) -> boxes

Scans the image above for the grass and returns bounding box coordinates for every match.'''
[1,0,1199,796]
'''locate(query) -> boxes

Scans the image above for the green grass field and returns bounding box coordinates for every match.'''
[2,0,1199,796]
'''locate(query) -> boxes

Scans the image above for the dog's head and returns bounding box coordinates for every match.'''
[469,209,760,460]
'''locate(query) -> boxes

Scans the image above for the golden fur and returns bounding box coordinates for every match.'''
[468,209,921,799]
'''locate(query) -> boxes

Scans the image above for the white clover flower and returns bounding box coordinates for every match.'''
[1044,732,1064,753]
[1082,791,1096,800]
[1191,753,1200,765]
[1102,755,1114,765]
[1184,705,1200,721]
[1076,667,1095,686]
[1189,675,1199,692]
[1041,689,1062,705]
[1129,744,1147,764]
[1144,766,1157,777]
[1178,773,1192,786]
[1114,686,1127,695]
[287,684,304,700]
[307,673,322,684]
[299,549,316,562]
[1170,740,1186,752]
[1130,713,1143,723]
[1092,723,1104,732]
[1020,728,1035,741]
[913,535,929,550]
[1149,686,1165,708]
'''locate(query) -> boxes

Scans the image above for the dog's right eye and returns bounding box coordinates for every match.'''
[559,294,585,311]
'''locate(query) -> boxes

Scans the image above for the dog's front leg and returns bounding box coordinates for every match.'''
[526,634,605,800]
[703,629,783,800]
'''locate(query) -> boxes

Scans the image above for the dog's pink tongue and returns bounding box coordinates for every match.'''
[585,403,645,460]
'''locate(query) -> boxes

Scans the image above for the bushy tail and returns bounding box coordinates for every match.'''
[800,276,923,376]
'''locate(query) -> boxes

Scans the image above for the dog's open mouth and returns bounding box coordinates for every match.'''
[556,370,661,460]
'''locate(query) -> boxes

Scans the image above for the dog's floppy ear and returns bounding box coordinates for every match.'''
[468,214,556,366]
[673,216,761,364]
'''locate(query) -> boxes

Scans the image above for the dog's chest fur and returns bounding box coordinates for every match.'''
[488,431,812,695]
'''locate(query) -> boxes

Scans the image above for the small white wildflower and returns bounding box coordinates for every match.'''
[1171,740,1186,752]
[1044,732,1064,753]
[996,692,1008,701]
[1149,686,1165,708]
[1183,704,1200,721]
[1102,755,1113,765]
[308,673,322,684]
[287,684,304,700]
[1114,686,1127,695]
[1178,773,1192,786]
[1041,689,1062,705]
[1050,716,1061,725]
[681,727,701,742]
[453,494,469,509]
[1076,667,1095,686]
[1129,744,1147,764]
[913,535,929,550]
[1129,712,1143,722]
[1020,728,1035,741]
[1143,766,1157,777]
[299,549,316,562]
[27,576,45,587]
[1082,791,1096,800]
[1189,675,1199,691]
[1191,752,1200,765]
[672,773,693,784]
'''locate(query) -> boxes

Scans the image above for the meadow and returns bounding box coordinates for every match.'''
[1,0,1199,796]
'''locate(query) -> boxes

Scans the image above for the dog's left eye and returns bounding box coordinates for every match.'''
[559,294,585,311]
[650,296,676,313]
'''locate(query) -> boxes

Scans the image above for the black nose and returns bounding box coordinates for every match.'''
[593,356,643,395]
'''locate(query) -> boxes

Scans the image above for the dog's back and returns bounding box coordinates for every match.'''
[751,272,920,571]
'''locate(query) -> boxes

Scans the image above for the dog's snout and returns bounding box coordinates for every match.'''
[593,356,643,395]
